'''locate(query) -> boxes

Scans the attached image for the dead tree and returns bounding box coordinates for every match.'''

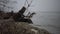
[13,0,34,24]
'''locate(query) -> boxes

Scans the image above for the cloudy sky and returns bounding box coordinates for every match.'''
[11,0,60,12]
[1,0,59,12]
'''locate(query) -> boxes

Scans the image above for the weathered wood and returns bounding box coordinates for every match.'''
[0,6,33,24]
[18,7,26,15]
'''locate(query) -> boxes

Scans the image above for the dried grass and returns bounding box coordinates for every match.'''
[0,19,50,34]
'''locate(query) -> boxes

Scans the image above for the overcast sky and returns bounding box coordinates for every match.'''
[1,0,59,12]
[12,0,60,12]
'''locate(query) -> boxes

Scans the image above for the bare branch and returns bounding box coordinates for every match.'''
[0,0,17,11]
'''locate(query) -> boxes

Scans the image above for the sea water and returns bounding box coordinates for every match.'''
[31,11,60,34]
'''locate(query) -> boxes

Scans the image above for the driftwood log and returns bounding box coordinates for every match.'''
[0,6,33,23]
[0,11,33,24]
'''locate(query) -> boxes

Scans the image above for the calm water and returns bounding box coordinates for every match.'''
[31,11,60,34]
